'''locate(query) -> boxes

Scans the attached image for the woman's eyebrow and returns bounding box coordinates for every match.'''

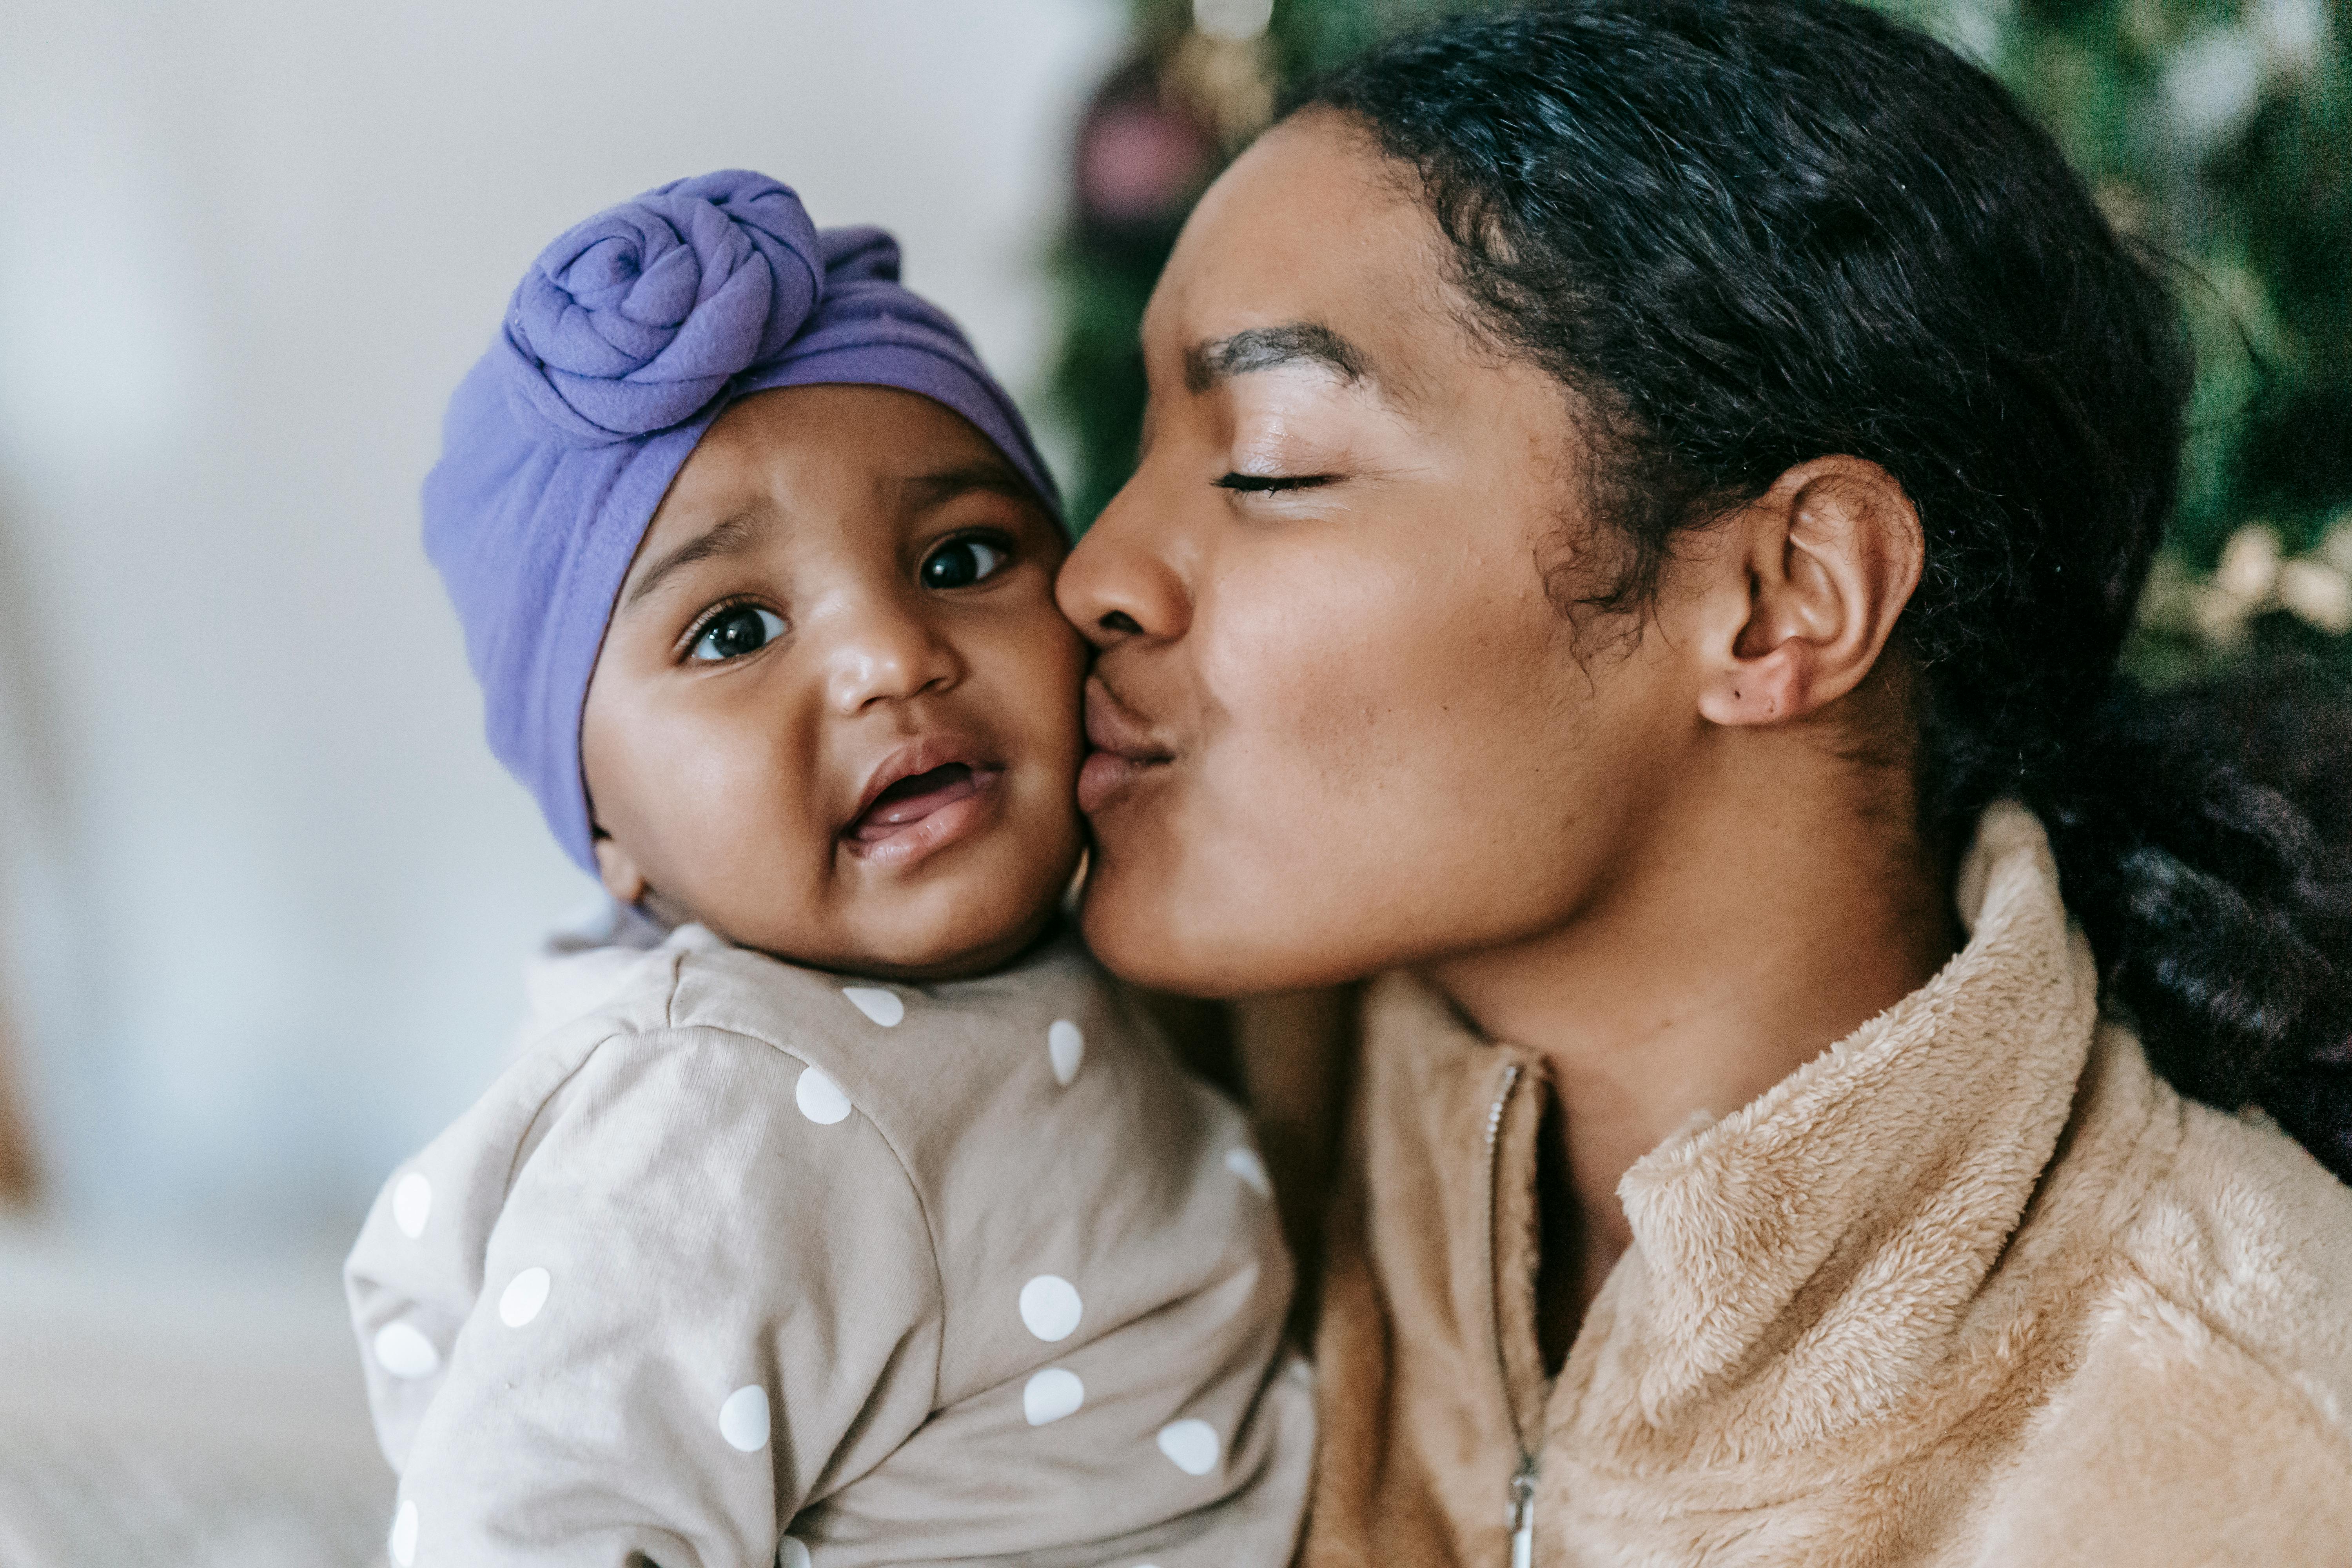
[620,512,769,613]
[1183,322,1369,394]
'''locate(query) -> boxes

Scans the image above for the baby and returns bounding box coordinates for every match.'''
[345,172,1310,1568]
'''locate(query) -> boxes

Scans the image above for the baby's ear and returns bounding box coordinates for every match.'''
[591,831,650,906]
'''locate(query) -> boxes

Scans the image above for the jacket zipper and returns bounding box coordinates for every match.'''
[1508,1455,1538,1568]
[1485,1062,1540,1567]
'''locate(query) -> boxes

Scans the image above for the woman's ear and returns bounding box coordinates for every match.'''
[1694,456,1923,728]
[591,829,650,906]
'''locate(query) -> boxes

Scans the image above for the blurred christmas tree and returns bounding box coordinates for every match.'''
[1045,0,2351,677]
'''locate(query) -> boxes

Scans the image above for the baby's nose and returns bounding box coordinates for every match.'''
[822,601,963,713]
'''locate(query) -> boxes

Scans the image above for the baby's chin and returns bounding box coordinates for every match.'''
[693,824,1085,983]
[837,898,1068,983]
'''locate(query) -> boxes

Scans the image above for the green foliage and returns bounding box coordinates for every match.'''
[1049,241,1165,528]
[1886,0,2351,558]
[1047,0,2351,676]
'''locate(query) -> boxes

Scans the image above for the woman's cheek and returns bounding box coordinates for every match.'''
[1197,569,1424,851]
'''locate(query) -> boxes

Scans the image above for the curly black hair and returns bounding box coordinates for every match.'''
[1307,0,2352,1179]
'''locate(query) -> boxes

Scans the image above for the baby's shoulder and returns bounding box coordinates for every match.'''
[394,933,908,1218]
[665,924,1192,1132]
[432,921,1227,1236]
[354,937,941,1316]
[510,921,940,1105]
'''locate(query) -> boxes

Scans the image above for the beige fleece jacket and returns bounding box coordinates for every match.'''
[346,920,1311,1568]
[1303,804,2352,1566]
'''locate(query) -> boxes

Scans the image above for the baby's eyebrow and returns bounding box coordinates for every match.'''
[895,461,1033,512]
[621,512,769,613]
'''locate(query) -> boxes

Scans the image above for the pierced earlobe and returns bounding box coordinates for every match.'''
[1701,658,1808,727]
[1696,456,1924,730]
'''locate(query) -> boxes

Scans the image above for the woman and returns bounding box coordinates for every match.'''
[1055,0,2352,1562]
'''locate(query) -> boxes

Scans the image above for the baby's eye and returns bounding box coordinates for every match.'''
[920,535,1011,591]
[687,604,786,662]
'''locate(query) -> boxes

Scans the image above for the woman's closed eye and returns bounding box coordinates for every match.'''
[1214,472,1335,494]
[686,603,787,663]
[920,533,1014,590]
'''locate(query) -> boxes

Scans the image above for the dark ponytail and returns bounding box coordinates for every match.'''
[1307,0,2352,1179]
[2020,661,2352,1177]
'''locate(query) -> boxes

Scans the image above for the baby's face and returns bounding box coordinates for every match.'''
[581,384,1087,979]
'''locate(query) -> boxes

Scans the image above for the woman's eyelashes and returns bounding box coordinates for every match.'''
[685,602,787,663]
[919,531,1015,591]
[1214,472,1335,494]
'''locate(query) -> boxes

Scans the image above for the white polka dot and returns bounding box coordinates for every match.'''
[388,1500,418,1566]
[372,1321,440,1380]
[795,1065,852,1125]
[1047,1020,1085,1086]
[1022,1367,1085,1426]
[841,986,904,1027]
[1018,1274,1082,1342]
[1224,1146,1272,1196]
[1157,1417,1221,1476]
[719,1384,771,1452]
[498,1267,551,1328]
[391,1172,432,1239]
[778,1539,813,1568]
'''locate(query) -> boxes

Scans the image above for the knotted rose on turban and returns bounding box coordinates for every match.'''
[423,170,1059,873]
[503,173,823,445]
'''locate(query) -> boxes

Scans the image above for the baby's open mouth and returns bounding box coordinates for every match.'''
[849,762,995,844]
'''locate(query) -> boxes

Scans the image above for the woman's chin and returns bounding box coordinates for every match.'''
[1076,869,1319,998]
[1077,867,1229,995]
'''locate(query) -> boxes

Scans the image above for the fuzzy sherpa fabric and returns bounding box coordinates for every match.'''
[1302,803,2352,1566]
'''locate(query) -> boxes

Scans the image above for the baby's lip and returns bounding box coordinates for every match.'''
[846,732,998,835]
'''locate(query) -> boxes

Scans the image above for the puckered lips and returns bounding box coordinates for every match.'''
[843,732,1006,869]
[1078,675,1174,815]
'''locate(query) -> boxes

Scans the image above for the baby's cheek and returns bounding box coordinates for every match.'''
[997,611,1093,768]
[1035,599,1094,696]
[671,725,830,922]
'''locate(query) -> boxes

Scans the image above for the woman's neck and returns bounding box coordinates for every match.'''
[1421,727,1959,1338]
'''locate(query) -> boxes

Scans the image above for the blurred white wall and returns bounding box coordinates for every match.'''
[0,0,1125,1248]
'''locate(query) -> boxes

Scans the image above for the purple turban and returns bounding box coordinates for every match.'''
[424,171,1060,875]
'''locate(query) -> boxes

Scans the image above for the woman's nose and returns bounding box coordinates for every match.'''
[821,593,964,714]
[1056,468,1193,647]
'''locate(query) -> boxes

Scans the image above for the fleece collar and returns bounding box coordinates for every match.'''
[1317,802,2352,1564]
[1363,802,2112,1475]
[1578,802,2103,1459]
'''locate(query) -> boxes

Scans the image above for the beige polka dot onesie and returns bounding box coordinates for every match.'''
[344,918,1312,1568]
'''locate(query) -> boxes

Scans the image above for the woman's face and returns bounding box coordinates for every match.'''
[1058,113,1708,996]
